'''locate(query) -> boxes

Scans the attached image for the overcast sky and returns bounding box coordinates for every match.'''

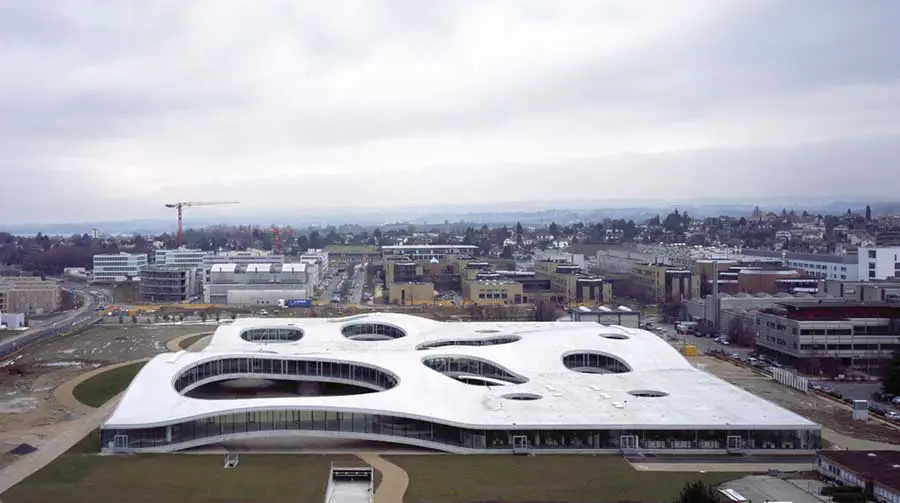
[2,0,899,223]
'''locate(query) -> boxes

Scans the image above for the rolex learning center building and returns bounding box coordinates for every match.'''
[100,313,821,454]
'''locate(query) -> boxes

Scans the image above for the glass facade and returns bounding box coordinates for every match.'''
[422,355,528,384]
[416,336,521,350]
[341,323,407,340]
[100,409,821,452]
[562,351,631,374]
[240,328,304,342]
[173,357,399,393]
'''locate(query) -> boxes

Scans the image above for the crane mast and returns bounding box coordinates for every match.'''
[164,201,240,247]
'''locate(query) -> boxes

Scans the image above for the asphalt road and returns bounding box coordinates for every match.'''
[318,275,342,304]
[349,270,365,305]
[0,282,107,360]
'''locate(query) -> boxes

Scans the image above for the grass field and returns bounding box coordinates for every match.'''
[1,450,741,503]
[388,455,744,503]
[1,449,374,503]
[178,333,209,350]
[72,362,147,407]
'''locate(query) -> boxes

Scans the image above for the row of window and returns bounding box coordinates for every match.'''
[341,323,407,340]
[173,358,399,393]
[100,411,821,451]
[562,352,631,374]
[422,356,528,384]
[416,336,521,350]
[241,328,304,342]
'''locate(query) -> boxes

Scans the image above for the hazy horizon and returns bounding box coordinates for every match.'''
[3,1,899,223]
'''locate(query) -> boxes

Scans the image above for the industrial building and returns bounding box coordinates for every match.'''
[101,313,820,454]
[139,266,203,303]
[755,301,900,375]
[204,263,310,305]
[742,249,859,281]
[562,305,641,328]
[693,260,820,296]
[0,276,61,314]
[92,252,148,283]
[819,279,900,302]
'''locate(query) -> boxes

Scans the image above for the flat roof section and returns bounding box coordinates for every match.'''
[104,313,818,433]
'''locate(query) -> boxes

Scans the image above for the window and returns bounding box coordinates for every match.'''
[868,250,877,259]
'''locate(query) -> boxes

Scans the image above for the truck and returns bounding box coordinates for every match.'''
[285,298,313,308]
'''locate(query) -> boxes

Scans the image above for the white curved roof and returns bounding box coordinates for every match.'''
[105,313,817,430]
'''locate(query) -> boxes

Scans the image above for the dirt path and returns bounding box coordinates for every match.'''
[357,454,409,503]
[0,384,125,497]
[52,358,151,415]
[165,332,213,352]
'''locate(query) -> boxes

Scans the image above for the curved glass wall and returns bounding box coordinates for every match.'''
[341,323,407,341]
[416,336,521,350]
[421,356,528,385]
[173,357,399,394]
[100,410,821,453]
[562,351,631,374]
[240,328,304,342]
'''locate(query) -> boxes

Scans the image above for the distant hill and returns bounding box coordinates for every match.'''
[4,198,898,235]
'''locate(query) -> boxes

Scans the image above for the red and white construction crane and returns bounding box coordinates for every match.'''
[164,201,240,247]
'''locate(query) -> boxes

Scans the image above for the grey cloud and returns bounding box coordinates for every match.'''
[1,1,899,223]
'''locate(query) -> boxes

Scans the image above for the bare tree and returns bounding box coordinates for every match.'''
[534,300,559,321]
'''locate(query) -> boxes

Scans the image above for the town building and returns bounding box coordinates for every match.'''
[859,246,900,282]
[818,450,900,503]
[139,266,203,303]
[533,260,612,307]
[92,252,149,283]
[0,277,61,314]
[381,244,479,261]
[461,279,524,306]
[325,245,376,268]
[204,263,310,305]
[755,301,900,375]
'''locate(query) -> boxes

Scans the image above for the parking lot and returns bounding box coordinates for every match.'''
[693,356,900,445]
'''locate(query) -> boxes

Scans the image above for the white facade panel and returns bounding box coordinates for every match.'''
[92,253,148,282]
[859,246,900,282]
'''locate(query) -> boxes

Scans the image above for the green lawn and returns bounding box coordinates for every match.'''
[388,455,745,503]
[72,362,147,408]
[178,333,209,350]
[2,441,745,503]
[1,448,372,503]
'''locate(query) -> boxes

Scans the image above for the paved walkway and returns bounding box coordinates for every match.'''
[356,454,409,503]
[0,390,121,496]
